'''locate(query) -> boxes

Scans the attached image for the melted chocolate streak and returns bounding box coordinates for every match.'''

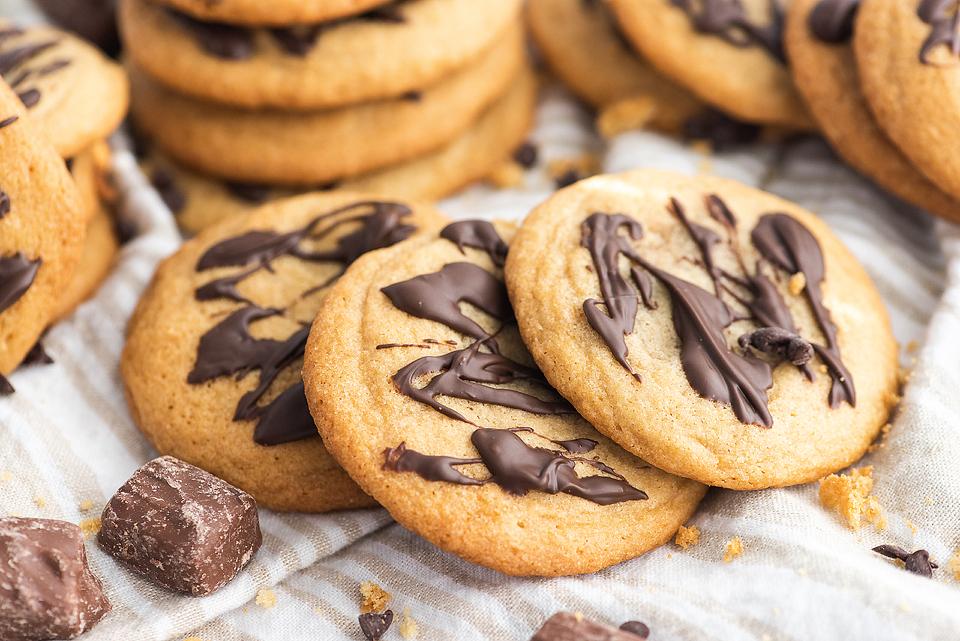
[381,220,647,506]
[671,0,786,62]
[0,254,43,396]
[582,198,854,429]
[0,29,72,110]
[188,201,416,446]
[918,0,960,63]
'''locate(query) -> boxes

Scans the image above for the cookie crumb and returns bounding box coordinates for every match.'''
[399,609,419,639]
[788,272,806,296]
[548,154,601,189]
[948,551,960,581]
[359,581,392,614]
[596,96,658,139]
[819,467,887,530]
[255,588,277,609]
[906,520,918,536]
[0,471,11,482]
[79,499,95,512]
[183,637,204,641]
[723,536,744,563]
[33,496,46,509]
[79,517,101,539]
[674,525,700,549]
[486,160,525,189]
[905,340,919,354]
[868,423,893,453]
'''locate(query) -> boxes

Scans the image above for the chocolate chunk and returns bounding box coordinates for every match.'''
[98,456,262,596]
[873,544,938,578]
[738,326,814,366]
[619,621,650,638]
[683,109,762,151]
[22,341,53,365]
[359,610,394,641]
[0,374,13,395]
[513,141,539,168]
[0,517,111,641]
[530,612,648,640]
[554,168,582,189]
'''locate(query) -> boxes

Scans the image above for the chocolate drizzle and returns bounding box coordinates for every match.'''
[809,0,859,43]
[670,0,787,62]
[918,0,960,63]
[580,198,855,427]
[380,221,646,506]
[189,201,416,445]
[0,30,73,110]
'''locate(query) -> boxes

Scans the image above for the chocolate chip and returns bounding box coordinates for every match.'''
[269,25,324,56]
[359,609,394,641]
[0,114,18,129]
[554,168,582,189]
[0,373,13,395]
[17,88,40,108]
[225,181,272,204]
[0,517,111,640]
[513,141,539,169]
[0,190,9,219]
[873,544,938,578]
[401,89,422,102]
[169,9,255,60]
[22,340,53,365]
[531,612,648,640]
[683,109,762,151]
[738,327,814,366]
[620,621,650,638]
[98,456,262,596]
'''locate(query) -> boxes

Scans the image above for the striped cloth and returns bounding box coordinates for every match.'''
[0,8,958,630]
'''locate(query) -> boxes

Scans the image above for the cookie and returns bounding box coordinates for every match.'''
[505,170,898,490]
[152,0,391,27]
[607,0,811,129]
[128,24,524,185]
[786,0,960,222]
[0,21,128,158]
[145,68,536,234]
[527,0,705,133]
[303,220,706,576]
[121,193,446,512]
[0,84,84,380]
[52,202,119,322]
[119,0,521,110]
[854,0,960,200]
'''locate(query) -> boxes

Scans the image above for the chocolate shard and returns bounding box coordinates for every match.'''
[738,326,814,366]
[359,610,394,641]
[98,456,262,596]
[0,517,111,641]
[530,612,649,640]
[873,544,938,578]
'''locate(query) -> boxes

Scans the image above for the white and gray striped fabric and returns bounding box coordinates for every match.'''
[1,28,959,635]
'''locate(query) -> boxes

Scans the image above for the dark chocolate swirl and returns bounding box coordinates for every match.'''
[670,0,787,62]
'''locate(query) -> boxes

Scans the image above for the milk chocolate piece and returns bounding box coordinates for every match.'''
[531,612,648,640]
[0,517,111,641]
[98,456,262,596]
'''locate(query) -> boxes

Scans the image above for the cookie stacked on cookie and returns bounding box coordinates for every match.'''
[119,0,533,235]
[0,21,128,322]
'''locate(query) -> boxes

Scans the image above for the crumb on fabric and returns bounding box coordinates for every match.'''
[255,588,277,609]
[34,496,46,509]
[360,581,392,614]
[674,525,701,549]
[949,551,960,581]
[905,340,919,354]
[79,518,101,539]
[79,499,95,512]
[399,609,419,639]
[0,471,11,482]
[788,272,806,296]
[182,637,204,641]
[596,96,658,139]
[486,160,525,189]
[868,423,893,454]
[906,520,918,536]
[819,466,886,530]
[723,537,744,563]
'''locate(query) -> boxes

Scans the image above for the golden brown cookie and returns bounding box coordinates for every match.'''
[527,0,705,133]
[119,0,521,110]
[854,0,960,200]
[0,83,84,381]
[51,202,119,323]
[505,170,898,490]
[143,68,536,234]
[607,0,812,129]
[303,220,706,575]
[128,24,524,185]
[122,193,446,512]
[786,0,960,222]
[153,0,392,26]
[0,21,128,158]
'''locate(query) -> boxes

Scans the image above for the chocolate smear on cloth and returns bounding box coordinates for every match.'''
[809,0,860,43]
[670,0,787,62]
[359,610,394,641]
[530,612,649,640]
[98,456,262,596]
[580,195,855,427]
[873,544,939,577]
[0,517,111,641]
[380,221,647,506]
[189,200,418,445]
[918,0,960,63]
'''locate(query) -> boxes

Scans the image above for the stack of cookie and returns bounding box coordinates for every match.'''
[0,21,127,336]
[118,0,532,235]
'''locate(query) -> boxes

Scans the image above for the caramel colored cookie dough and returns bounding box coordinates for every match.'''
[52,202,119,322]
[854,0,960,200]
[786,0,960,222]
[527,0,705,132]
[0,85,84,378]
[128,24,524,185]
[144,68,535,234]
[505,170,898,490]
[303,221,706,576]
[154,0,392,26]
[122,193,446,512]
[119,0,521,110]
[607,0,811,128]
[0,21,128,158]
